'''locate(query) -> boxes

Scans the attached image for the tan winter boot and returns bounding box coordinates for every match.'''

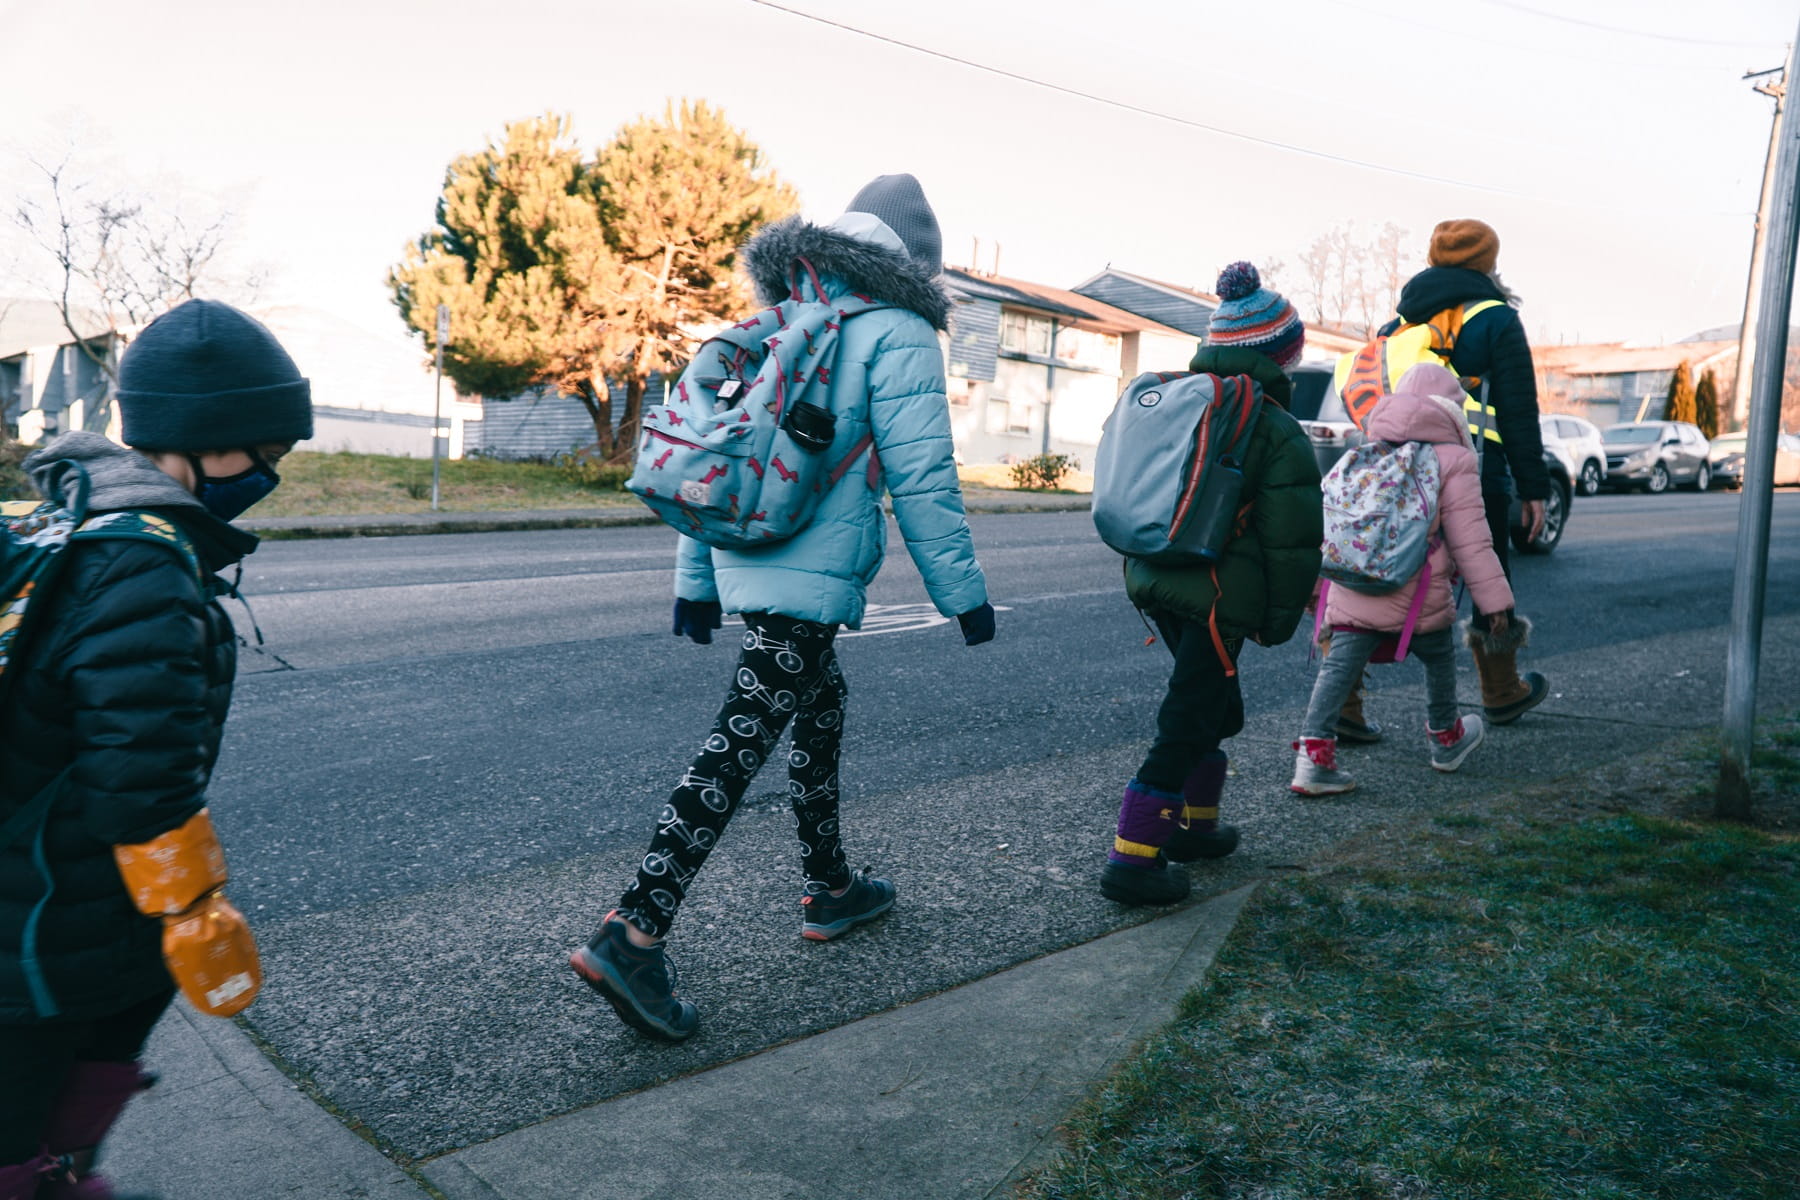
[1465,616,1548,725]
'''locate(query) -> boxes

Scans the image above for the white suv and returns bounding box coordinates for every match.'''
[1540,414,1607,496]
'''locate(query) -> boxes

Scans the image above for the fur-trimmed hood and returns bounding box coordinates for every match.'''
[741,215,953,332]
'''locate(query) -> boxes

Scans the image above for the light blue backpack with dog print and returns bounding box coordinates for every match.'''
[628,258,888,550]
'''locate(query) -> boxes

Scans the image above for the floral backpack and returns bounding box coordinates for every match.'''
[1318,439,1440,594]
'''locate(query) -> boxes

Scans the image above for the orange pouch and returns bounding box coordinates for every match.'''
[113,809,229,915]
[162,894,262,1017]
[114,809,262,1016]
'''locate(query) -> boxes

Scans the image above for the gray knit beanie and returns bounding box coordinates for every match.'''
[117,299,313,451]
[845,174,942,276]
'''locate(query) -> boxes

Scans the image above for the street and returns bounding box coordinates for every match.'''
[207,492,1800,1158]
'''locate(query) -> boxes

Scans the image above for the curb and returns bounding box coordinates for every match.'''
[240,497,1092,541]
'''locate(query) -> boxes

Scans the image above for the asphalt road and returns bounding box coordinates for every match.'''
[215,490,1796,920]
[202,489,1800,1155]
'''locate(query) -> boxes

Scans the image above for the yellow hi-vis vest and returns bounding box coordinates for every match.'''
[1333,300,1504,448]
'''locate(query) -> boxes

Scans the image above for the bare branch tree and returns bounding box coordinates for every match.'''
[13,153,255,406]
[1289,221,1423,337]
[1294,235,1333,325]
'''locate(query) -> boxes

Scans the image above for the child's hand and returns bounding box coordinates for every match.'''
[1488,611,1510,638]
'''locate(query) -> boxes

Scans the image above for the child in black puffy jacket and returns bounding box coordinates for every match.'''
[0,301,311,1197]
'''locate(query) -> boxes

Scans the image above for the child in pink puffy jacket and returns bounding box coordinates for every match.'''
[1292,361,1518,795]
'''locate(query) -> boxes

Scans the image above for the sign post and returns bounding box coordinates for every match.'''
[432,304,449,513]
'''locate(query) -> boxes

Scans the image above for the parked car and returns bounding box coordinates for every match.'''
[1540,414,1607,496]
[1600,421,1712,492]
[1291,364,1571,554]
[1288,364,1358,477]
[1708,430,1800,489]
[1510,450,1572,555]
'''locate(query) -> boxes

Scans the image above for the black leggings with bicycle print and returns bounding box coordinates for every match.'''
[619,611,850,938]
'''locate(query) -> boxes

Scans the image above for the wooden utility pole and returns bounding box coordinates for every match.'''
[1720,26,1800,820]
[1731,66,1787,430]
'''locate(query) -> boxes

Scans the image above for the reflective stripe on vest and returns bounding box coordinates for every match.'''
[1334,299,1504,444]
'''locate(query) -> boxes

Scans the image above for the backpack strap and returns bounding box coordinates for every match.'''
[1206,566,1236,679]
[70,512,206,593]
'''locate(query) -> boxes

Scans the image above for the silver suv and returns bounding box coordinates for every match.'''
[1601,421,1711,493]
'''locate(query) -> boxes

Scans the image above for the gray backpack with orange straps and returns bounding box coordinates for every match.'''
[1092,371,1263,564]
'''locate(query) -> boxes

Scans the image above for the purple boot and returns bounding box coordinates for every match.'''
[1099,780,1190,906]
[40,1061,158,1200]
[1163,752,1240,862]
[0,1152,62,1200]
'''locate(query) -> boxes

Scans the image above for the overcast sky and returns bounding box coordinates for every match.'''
[2,0,1794,353]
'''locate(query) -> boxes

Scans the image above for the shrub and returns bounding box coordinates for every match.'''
[555,447,632,491]
[1008,453,1077,490]
[0,438,33,501]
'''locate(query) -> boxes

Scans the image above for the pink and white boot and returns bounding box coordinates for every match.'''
[1290,737,1356,796]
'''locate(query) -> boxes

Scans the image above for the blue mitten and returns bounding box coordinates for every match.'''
[957,603,996,647]
[673,599,724,645]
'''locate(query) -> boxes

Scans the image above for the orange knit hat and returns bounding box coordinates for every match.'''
[1428,219,1500,274]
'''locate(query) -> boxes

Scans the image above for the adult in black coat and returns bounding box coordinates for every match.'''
[0,300,311,1196]
[1383,220,1550,724]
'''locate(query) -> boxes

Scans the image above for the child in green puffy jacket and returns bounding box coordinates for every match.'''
[1101,262,1323,907]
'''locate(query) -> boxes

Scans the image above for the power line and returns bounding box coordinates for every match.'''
[747,0,1753,219]
[1334,0,1761,68]
[747,0,1526,197]
[1469,0,1781,49]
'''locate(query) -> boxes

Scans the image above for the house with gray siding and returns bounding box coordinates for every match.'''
[1070,267,1219,339]
[467,375,664,460]
[1072,266,1367,373]
[1533,340,1739,428]
[944,268,1194,466]
[0,299,119,442]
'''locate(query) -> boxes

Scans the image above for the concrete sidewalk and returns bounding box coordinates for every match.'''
[106,887,1255,1200]
[237,489,1090,540]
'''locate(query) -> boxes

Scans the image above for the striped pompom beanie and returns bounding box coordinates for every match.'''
[1205,261,1305,368]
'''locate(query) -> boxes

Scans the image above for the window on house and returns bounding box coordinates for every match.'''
[986,396,1034,436]
[1000,311,1053,357]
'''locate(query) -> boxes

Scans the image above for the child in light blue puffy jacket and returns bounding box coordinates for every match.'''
[569,175,995,1042]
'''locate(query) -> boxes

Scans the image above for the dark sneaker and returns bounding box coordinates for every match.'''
[1163,823,1240,862]
[1334,714,1384,744]
[1099,856,1191,906]
[569,911,698,1042]
[801,867,896,941]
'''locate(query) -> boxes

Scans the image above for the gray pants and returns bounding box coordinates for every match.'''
[1301,627,1461,740]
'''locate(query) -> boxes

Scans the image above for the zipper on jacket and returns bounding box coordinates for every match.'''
[21,816,61,1018]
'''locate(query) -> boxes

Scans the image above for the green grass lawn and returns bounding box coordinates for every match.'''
[1018,729,1800,1200]
[251,450,637,517]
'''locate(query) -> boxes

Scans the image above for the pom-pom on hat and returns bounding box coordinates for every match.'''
[1428,219,1500,275]
[117,299,313,451]
[1205,261,1305,368]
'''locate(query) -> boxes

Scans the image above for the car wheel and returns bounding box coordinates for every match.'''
[1690,463,1711,492]
[1513,479,1568,555]
[1578,460,1602,496]
[1647,463,1670,494]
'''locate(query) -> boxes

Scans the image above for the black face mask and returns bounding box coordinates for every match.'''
[188,451,280,521]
